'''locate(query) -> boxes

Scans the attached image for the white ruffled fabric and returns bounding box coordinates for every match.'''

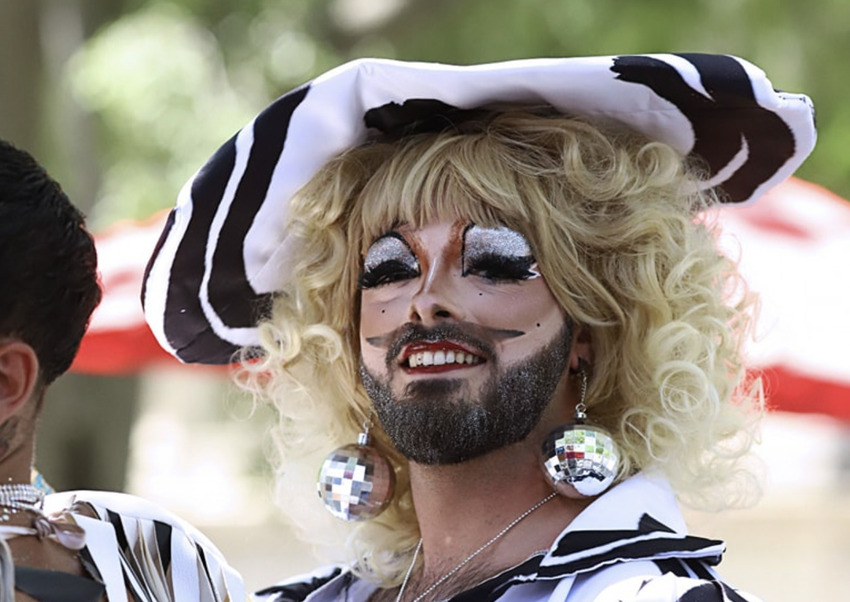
[594,573,764,602]
[43,490,247,602]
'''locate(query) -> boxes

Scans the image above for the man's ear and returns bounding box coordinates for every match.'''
[0,341,40,424]
[568,323,593,373]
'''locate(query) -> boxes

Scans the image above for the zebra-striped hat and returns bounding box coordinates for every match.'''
[142,53,816,364]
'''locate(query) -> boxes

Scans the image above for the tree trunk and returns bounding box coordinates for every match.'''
[0,1,44,151]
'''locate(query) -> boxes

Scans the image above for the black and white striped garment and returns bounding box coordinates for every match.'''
[256,473,760,602]
[42,490,245,601]
[141,54,816,366]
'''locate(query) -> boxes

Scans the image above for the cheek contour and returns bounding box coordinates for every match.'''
[463,282,565,365]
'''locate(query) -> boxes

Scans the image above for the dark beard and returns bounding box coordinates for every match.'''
[360,321,572,465]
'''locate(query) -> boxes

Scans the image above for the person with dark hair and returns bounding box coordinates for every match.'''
[144,54,816,601]
[0,138,102,394]
[0,139,245,601]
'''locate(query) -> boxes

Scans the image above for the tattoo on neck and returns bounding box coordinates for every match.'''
[0,417,20,460]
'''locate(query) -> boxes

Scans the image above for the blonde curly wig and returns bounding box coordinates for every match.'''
[236,109,763,585]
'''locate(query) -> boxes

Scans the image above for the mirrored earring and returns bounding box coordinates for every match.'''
[540,359,620,498]
[317,414,396,521]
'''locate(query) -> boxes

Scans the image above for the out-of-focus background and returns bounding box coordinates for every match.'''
[2,1,849,600]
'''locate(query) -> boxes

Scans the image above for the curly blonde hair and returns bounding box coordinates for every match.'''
[236,109,762,584]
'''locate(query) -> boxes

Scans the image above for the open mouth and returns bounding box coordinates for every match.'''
[401,342,485,370]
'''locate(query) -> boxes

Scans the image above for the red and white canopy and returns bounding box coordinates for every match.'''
[71,211,180,374]
[710,178,850,419]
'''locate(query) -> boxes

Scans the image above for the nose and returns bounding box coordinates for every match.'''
[408,261,464,326]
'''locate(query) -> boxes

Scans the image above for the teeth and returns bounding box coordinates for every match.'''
[407,349,481,368]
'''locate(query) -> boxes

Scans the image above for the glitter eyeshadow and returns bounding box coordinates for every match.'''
[463,225,540,276]
[363,233,418,273]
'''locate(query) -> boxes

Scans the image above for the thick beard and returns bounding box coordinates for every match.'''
[360,321,572,465]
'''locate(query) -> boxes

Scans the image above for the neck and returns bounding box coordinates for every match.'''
[0,434,35,486]
[407,438,590,579]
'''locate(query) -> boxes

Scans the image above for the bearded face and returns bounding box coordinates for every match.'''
[358,219,573,464]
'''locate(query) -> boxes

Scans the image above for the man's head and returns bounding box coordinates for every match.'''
[284,109,716,464]
[0,139,101,405]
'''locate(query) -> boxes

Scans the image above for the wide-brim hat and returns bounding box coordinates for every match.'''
[142,53,816,365]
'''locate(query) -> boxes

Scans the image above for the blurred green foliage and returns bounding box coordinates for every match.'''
[68,0,848,227]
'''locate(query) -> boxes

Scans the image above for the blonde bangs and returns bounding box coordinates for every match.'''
[349,132,540,252]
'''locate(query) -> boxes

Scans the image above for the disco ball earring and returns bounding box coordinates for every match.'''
[540,359,620,498]
[317,413,396,521]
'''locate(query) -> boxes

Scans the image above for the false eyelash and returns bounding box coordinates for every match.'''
[463,254,537,281]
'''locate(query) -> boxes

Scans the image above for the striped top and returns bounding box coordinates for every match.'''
[36,491,246,602]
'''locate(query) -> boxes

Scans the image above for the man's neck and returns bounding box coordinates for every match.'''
[0,436,36,485]
[407,438,591,581]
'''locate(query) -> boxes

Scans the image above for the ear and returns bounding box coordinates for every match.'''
[568,323,593,373]
[0,340,40,424]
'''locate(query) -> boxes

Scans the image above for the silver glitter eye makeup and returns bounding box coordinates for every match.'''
[360,233,420,289]
[462,225,540,280]
[465,226,532,259]
[364,234,417,272]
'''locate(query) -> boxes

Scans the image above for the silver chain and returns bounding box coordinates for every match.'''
[395,491,557,602]
[574,359,588,421]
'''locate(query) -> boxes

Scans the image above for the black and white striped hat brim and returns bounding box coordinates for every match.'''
[142,53,816,364]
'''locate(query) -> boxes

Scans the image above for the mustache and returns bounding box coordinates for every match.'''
[364,322,525,364]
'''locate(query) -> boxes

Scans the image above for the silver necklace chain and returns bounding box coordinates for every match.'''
[394,492,557,602]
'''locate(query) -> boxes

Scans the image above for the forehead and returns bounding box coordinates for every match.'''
[354,185,532,255]
[366,219,533,253]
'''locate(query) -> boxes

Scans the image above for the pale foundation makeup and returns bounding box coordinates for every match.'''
[359,219,565,375]
[357,219,572,462]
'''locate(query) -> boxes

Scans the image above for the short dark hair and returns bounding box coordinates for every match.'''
[0,139,101,385]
